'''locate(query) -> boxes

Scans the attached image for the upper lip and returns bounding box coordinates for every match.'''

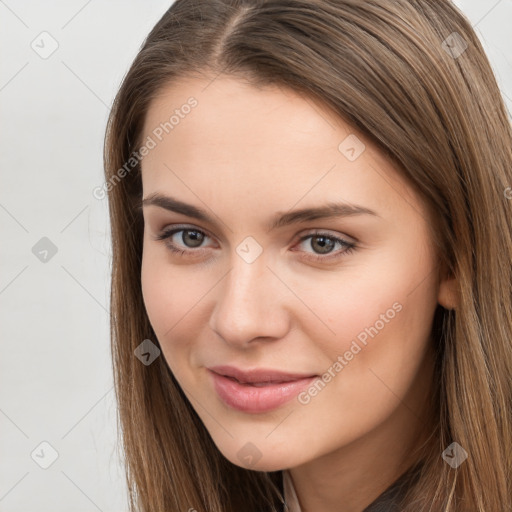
[208,365,317,384]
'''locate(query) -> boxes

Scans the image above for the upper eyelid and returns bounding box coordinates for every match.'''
[158,225,217,244]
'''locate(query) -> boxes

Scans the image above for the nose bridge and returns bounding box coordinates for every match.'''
[209,246,289,346]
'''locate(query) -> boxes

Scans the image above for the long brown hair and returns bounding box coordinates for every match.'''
[103,1,512,510]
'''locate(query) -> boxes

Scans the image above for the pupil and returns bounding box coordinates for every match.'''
[313,236,334,254]
[184,230,203,247]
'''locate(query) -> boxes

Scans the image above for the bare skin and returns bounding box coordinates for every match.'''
[139,74,458,512]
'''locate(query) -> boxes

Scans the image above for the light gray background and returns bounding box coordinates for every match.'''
[1,1,510,510]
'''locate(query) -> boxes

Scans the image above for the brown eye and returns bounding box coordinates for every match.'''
[156,226,212,257]
[179,229,205,248]
[309,235,336,254]
[293,232,357,262]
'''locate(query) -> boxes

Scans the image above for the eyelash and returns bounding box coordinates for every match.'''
[154,226,357,263]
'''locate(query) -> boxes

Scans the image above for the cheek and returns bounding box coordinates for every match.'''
[141,258,190,389]
[283,262,438,453]
[319,241,438,357]
[140,246,214,380]
[304,253,438,408]
[141,248,194,346]
[141,249,169,334]
[305,278,407,371]
[304,244,438,377]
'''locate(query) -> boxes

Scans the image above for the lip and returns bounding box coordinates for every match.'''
[208,365,316,384]
[207,365,318,413]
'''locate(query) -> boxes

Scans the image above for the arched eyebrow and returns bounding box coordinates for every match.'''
[141,192,380,231]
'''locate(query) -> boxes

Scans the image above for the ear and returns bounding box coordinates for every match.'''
[437,265,459,310]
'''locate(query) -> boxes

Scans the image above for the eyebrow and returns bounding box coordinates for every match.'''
[141,192,379,231]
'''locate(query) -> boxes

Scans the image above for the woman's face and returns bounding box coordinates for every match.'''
[140,74,452,471]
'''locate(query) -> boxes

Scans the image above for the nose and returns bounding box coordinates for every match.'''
[208,250,292,349]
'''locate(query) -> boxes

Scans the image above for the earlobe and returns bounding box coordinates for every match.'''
[437,274,459,310]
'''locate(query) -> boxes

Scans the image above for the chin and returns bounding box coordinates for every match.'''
[216,440,304,472]
[230,455,291,472]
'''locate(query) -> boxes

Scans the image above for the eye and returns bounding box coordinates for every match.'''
[154,226,357,263]
[292,231,356,262]
[154,226,214,258]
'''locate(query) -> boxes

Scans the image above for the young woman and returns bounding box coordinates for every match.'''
[103,1,512,511]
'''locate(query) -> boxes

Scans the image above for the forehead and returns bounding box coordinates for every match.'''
[140,75,422,221]
[142,74,352,175]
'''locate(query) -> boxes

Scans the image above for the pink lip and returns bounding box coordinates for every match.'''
[208,365,316,383]
[207,365,318,413]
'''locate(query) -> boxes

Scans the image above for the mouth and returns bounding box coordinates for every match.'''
[207,366,318,413]
[218,374,307,387]
[208,365,317,384]
[222,377,293,387]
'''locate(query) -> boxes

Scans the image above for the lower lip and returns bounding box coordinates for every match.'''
[209,370,317,413]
